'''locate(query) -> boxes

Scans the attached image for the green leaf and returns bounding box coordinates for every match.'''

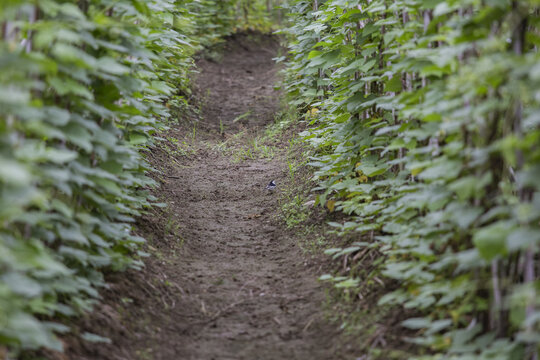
[2,273,42,297]
[402,317,431,329]
[473,222,513,261]
[96,57,130,75]
[0,159,31,184]
[81,332,112,344]
[507,228,540,252]
[384,74,402,93]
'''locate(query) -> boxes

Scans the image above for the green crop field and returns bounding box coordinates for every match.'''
[1,1,540,359]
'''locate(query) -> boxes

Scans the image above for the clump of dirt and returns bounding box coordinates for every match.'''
[56,33,357,360]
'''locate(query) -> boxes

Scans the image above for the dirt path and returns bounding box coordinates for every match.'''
[66,33,350,360]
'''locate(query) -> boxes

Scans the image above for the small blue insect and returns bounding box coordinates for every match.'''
[265,180,276,191]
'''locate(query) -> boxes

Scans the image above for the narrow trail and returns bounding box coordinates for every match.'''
[67,33,350,360]
[153,33,344,360]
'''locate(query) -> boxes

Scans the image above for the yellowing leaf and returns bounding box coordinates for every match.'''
[306,108,319,118]
[450,310,460,323]
[326,200,336,213]
[411,167,423,176]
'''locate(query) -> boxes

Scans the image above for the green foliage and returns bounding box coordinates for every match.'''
[188,0,281,47]
[282,0,540,358]
[281,193,310,228]
[0,0,274,356]
[279,133,313,228]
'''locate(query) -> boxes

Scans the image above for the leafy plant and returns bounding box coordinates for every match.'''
[0,0,275,356]
[282,0,540,358]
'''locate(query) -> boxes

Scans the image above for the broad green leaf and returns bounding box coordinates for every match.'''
[473,223,513,261]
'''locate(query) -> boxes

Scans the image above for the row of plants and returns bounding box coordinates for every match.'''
[190,0,281,44]
[0,0,274,357]
[281,0,540,358]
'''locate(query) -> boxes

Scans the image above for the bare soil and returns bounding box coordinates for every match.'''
[61,33,355,360]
